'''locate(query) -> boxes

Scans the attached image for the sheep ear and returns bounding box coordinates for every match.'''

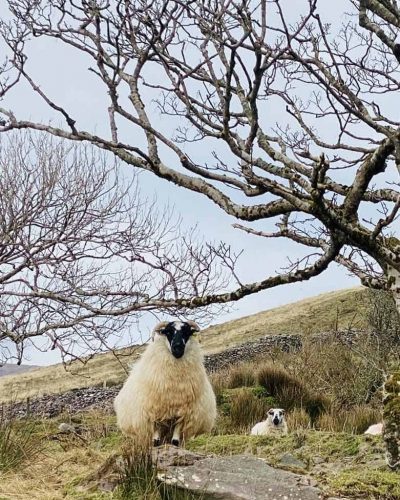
[152,321,169,340]
[187,320,200,334]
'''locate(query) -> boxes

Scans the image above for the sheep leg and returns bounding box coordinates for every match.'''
[171,422,182,446]
[153,425,161,447]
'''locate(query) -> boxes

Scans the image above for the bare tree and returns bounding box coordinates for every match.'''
[0,0,399,465]
[0,131,233,364]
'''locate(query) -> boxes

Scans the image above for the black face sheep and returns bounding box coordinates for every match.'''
[250,408,288,436]
[114,320,217,447]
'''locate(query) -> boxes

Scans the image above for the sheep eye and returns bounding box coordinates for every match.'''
[268,410,274,415]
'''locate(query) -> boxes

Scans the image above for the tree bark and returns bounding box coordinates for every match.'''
[383,265,400,469]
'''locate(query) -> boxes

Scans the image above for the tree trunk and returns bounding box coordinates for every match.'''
[383,266,400,470]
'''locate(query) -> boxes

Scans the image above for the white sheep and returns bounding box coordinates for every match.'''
[250,408,288,436]
[114,320,216,447]
[364,422,383,436]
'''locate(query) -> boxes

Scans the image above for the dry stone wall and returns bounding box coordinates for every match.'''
[3,330,363,419]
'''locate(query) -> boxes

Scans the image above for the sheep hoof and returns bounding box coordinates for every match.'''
[153,438,161,447]
[171,439,180,447]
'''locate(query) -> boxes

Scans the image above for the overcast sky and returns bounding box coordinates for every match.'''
[0,0,361,365]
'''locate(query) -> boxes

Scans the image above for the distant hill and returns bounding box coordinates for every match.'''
[0,364,39,378]
[0,287,369,402]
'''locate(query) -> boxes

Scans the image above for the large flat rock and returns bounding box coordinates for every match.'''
[158,454,323,499]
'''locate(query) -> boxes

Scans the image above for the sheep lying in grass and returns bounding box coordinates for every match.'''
[114,320,216,447]
[364,423,383,436]
[250,408,288,436]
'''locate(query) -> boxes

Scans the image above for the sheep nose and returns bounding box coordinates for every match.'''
[171,342,185,358]
[273,417,280,425]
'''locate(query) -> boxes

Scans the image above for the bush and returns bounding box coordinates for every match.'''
[229,388,271,430]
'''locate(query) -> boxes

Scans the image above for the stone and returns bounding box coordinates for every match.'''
[277,453,307,470]
[153,444,206,469]
[82,445,207,493]
[158,454,323,499]
[58,422,76,433]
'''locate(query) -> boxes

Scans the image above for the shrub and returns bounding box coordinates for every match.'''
[257,364,300,398]
[215,387,274,433]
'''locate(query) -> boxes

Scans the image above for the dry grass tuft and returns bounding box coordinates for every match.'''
[317,405,381,434]
[286,408,311,431]
[0,410,42,472]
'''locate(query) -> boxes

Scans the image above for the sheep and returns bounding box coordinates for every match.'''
[114,320,217,447]
[250,408,288,436]
[364,422,383,436]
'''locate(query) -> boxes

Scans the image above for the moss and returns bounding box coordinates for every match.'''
[187,431,364,464]
[329,468,400,499]
[383,370,400,469]
[383,371,400,396]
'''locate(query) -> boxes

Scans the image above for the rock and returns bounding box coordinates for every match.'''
[58,422,76,433]
[153,444,206,469]
[277,453,307,470]
[83,445,207,493]
[158,454,323,499]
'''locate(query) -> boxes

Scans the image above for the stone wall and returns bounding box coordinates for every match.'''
[4,330,365,419]
[204,334,302,372]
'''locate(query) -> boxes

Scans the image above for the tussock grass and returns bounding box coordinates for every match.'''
[117,447,203,500]
[0,411,42,472]
[317,405,382,434]
[211,360,329,432]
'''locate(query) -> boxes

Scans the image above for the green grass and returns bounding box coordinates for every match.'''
[187,431,366,464]
[329,469,400,499]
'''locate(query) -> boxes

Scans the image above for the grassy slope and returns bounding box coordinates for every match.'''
[0,287,368,402]
[201,286,367,352]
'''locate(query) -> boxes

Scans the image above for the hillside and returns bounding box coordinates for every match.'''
[0,287,369,402]
[0,364,38,378]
